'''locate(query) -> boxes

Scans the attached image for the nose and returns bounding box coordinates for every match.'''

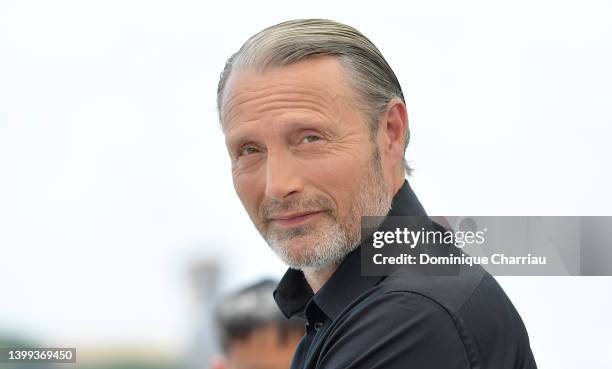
[264,150,303,200]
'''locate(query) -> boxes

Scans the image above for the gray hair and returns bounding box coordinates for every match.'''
[217,18,413,175]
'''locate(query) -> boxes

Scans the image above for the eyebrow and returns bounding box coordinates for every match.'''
[224,122,260,151]
[225,115,330,144]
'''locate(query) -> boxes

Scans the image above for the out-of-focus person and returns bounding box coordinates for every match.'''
[210,279,304,369]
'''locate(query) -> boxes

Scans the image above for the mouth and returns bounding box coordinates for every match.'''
[268,210,327,228]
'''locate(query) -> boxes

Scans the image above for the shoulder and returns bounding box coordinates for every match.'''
[371,268,536,369]
[317,290,472,369]
[380,263,490,314]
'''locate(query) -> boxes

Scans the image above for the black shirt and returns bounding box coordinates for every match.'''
[273,180,537,369]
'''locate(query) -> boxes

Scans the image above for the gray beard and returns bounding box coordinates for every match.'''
[264,146,393,271]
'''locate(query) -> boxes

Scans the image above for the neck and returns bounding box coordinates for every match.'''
[393,169,407,195]
[302,263,338,293]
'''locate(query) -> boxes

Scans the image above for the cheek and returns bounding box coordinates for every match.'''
[232,169,265,219]
[301,152,366,212]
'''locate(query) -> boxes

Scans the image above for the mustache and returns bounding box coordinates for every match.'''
[260,196,336,221]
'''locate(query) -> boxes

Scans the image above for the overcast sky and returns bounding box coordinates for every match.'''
[1,0,611,367]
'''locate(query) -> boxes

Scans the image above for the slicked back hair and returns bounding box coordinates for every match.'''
[217,19,413,174]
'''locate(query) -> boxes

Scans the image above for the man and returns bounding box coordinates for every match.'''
[217,19,537,369]
[211,279,304,369]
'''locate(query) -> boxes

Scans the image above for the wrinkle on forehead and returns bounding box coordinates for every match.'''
[224,87,345,129]
[221,58,357,132]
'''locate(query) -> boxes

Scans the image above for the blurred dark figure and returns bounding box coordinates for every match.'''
[210,279,304,369]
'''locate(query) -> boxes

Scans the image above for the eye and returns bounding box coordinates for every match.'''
[301,134,322,144]
[238,145,261,157]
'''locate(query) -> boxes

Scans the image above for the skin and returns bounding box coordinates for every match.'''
[222,55,408,291]
[210,326,303,369]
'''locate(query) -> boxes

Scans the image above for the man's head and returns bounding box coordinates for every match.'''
[218,19,410,271]
[212,280,304,369]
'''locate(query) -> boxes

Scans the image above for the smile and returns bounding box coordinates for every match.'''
[269,210,327,227]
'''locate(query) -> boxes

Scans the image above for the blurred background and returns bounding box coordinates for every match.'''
[0,0,611,368]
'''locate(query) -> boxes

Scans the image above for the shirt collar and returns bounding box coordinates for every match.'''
[273,179,428,320]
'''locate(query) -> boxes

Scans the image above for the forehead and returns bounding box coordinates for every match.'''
[221,56,357,131]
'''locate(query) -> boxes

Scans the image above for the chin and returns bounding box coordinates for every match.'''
[269,238,321,268]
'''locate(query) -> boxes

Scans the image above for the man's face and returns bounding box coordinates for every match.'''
[222,56,393,270]
[221,326,301,369]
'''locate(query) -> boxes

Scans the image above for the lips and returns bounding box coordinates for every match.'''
[270,210,326,220]
[268,210,327,227]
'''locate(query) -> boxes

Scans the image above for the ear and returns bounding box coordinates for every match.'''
[378,98,408,168]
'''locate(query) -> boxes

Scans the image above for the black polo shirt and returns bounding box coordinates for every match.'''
[273,180,537,369]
